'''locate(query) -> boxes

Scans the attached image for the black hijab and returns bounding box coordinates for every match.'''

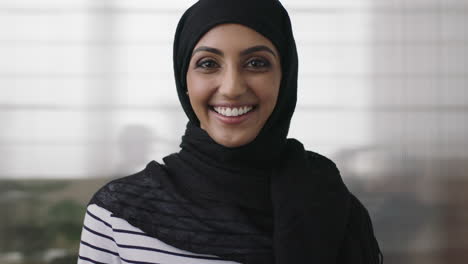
[90,0,383,263]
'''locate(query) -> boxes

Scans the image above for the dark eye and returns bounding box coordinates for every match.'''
[196,59,219,69]
[246,58,270,69]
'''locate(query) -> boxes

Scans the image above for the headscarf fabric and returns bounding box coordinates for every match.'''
[90,0,383,263]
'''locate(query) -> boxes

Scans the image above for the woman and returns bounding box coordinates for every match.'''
[78,0,383,263]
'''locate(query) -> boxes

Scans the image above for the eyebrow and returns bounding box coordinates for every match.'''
[192,46,224,57]
[191,45,277,57]
[240,45,277,57]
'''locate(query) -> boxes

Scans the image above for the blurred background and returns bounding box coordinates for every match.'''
[0,0,467,263]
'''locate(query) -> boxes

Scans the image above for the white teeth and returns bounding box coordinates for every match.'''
[213,106,254,117]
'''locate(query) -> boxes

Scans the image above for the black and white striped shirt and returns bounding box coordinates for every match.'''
[78,204,240,264]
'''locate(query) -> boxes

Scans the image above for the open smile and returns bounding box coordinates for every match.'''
[210,105,256,117]
[209,104,258,124]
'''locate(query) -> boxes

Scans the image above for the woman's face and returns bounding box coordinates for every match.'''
[186,23,282,148]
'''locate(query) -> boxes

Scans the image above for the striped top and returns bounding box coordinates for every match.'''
[78,204,241,264]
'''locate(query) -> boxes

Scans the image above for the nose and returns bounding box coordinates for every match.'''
[218,65,247,99]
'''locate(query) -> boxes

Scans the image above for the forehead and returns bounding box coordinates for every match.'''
[194,23,277,51]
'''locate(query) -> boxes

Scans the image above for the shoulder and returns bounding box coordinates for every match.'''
[300,151,383,261]
[306,150,340,170]
[304,151,373,215]
[347,193,372,220]
[83,203,148,233]
[80,204,244,264]
[305,150,342,180]
[83,203,114,229]
[88,160,164,206]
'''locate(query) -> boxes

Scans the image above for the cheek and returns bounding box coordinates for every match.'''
[186,73,218,104]
[249,74,281,109]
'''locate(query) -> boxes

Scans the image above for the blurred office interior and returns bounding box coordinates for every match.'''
[0,0,467,263]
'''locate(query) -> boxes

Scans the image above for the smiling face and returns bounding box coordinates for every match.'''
[186,24,282,148]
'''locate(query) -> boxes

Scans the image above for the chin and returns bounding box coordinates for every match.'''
[212,133,255,148]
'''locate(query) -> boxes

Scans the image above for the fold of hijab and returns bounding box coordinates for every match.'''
[90,0,383,263]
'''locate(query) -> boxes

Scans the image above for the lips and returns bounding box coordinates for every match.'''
[209,104,257,124]
[212,105,254,117]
